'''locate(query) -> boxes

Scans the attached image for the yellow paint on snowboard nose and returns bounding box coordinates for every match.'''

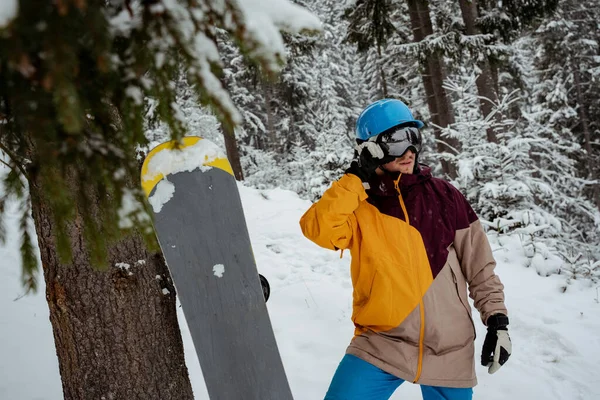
[141,136,234,198]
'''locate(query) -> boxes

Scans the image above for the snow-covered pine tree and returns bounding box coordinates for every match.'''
[516,0,600,277]
[475,0,559,103]
[358,50,388,101]
[362,1,420,102]
[144,70,223,146]
[290,32,355,199]
[217,35,272,156]
[451,0,501,143]
[235,27,322,189]
[238,0,365,199]
[283,0,371,200]
[445,73,599,282]
[344,0,398,98]
[530,0,600,213]
[411,0,599,279]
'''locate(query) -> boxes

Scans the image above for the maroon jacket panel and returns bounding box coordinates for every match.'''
[366,166,478,278]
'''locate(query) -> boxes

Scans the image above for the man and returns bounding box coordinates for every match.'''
[300,99,511,400]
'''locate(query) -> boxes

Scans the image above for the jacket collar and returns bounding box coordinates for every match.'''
[367,165,432,197]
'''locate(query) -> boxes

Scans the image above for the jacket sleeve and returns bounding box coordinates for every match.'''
[299,174,367,251]
[452,187,508,325]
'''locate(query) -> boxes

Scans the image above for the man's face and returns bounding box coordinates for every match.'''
[380,149,416,174]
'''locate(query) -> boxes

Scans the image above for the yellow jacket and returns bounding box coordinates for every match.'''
[300,170,507,388]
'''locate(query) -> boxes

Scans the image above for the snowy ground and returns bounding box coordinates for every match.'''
[1,183,600,399]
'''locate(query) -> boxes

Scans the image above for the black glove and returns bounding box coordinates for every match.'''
[345,142,395,182]
[481,313,511,374]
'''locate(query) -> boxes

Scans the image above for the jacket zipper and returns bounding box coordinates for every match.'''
[394,175,425,383]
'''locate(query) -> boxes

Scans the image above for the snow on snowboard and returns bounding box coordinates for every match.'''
[141,137,293,400]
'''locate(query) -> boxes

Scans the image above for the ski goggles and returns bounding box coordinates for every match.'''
[376,126,422,157]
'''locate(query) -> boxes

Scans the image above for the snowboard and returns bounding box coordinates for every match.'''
[141,136,293,400]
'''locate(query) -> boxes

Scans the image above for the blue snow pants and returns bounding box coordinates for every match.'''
[324,354,473,400]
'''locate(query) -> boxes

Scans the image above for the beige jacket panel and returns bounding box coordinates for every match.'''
[454,220,507,324]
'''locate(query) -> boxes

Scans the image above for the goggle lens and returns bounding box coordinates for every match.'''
[377,126,422,157]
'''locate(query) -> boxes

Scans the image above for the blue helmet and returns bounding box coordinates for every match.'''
[355,99,424,141]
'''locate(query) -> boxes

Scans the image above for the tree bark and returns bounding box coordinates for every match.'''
[28,156,194,399]
[376,44,389,98]
[407,0,459,178]
[223,123,245,181]
[458,0,499,143]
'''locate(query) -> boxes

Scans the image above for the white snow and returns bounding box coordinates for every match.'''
[236,0,322,70]
[0,0,17,28]
[115,262,133,276]
[144,139,226,212]
[239,0,321,34]
[148,178,175,213]
[2,183,600,399]
[117,188,150,228]
[213,264,225,278]
[108,4,142,36]
[125,86,144,106]
[144,139,225,181]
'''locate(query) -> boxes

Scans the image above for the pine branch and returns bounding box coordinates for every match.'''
[0,142,28,183]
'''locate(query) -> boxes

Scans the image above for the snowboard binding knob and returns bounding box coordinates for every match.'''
[259,274,270,303]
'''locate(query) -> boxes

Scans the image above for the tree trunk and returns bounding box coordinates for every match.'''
[407,0,458,178]
[262,78,277,152]
[28,161,194,399]
[489,59,500,96]
[222,123,245,181]
[458,0,499,143]
[572,62,600,210]
[376,44,389,98]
